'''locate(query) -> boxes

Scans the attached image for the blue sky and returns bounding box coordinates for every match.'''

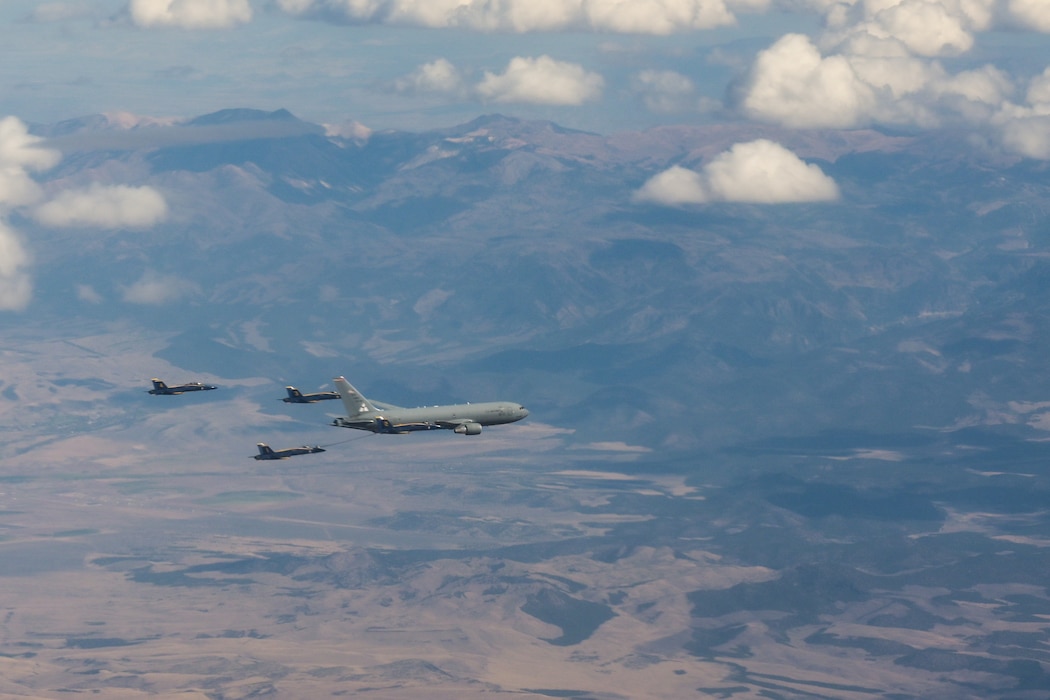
[0,0,1047,142]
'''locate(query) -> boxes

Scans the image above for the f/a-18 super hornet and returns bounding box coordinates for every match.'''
[252,443,326,460]
[330,376,528,436]
[147,378,217,395]
[281,386,341,403]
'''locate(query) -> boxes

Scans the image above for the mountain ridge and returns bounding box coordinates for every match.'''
[12,107,1050,453]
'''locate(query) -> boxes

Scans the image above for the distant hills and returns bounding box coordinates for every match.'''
[19,108,1050,455]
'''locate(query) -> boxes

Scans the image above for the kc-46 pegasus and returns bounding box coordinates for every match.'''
[330,376,527,435]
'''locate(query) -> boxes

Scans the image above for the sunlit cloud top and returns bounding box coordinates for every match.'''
[272,0,769,34]
[128,0,252,28]
[634,139,841,205]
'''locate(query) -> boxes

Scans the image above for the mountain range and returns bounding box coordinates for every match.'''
[1,108,1048,698]
[19,107,1050,456]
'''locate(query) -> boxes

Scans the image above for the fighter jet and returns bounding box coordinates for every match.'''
[281,386,341,403]
[253,443,326,460]
[330,376,528,436]
[147,378,217,395]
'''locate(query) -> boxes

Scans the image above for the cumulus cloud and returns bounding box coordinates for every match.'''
[276,0,763,33]
[1008,0,1050,32]
[992,69,1050,158]
[393,58,467,97]
[834,0,992,58]
[394,55,604,105]
[739,31,1020,133]
[128,0,252,28]
[739,34,877,128]
[1024,67,1050,109]
[0,117,177,310]
[32,184,168,229]
[730,0,1050,158]
[634,140,840,205]
[476,55,603,105]
[0,117,60,207]
[634,165,708,205]
[121,270,200,304]
[631,69,699,113]
[0,117,60,312]
[998,116,1050,159]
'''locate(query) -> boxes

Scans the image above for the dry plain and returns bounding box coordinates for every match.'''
[1,324,1049,699]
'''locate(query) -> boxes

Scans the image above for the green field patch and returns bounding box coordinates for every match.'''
[198,490,303,505]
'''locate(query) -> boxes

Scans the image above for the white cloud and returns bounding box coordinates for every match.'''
[853,0,988,57]
[702,140,841,202]
[581,0,740,33]
[631,69,698,113]
[1009,0,1050,32]
[324,120,373,141]
[128,0,252,28]
[0,116,60,312]
[989,68,1050,158]
[277,0,760,33]
[929,65,1014,123]
[739,34,877,128]
[634,140,840,205]
[76,284,103,304]
[32,184,168,229]
[0,117,60,207]
[394,55,605,106]
[634,165,708,205]
[1025,67,1050,110]
[730,0,1050,159]
[997,115,1050,159]
[394,58,466,97]
[739,31,1020,133]
[476,55,603,105]
[121,270,200,304]
[933,65,1013,104]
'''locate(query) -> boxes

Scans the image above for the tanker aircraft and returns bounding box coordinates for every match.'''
[330,376,528,435]
[282,386,341,403]
[253,443,326,460]
[147,378,217,395]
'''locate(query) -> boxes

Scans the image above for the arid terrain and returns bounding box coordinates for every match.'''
[1,323,1048,699]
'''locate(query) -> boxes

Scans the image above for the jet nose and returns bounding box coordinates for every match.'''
[519,405,529,418]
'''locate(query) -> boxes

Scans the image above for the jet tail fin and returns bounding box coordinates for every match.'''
[151,378,167,390]
[333,376,378,418]
[257,443,275,457]
[285,387,302,399]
